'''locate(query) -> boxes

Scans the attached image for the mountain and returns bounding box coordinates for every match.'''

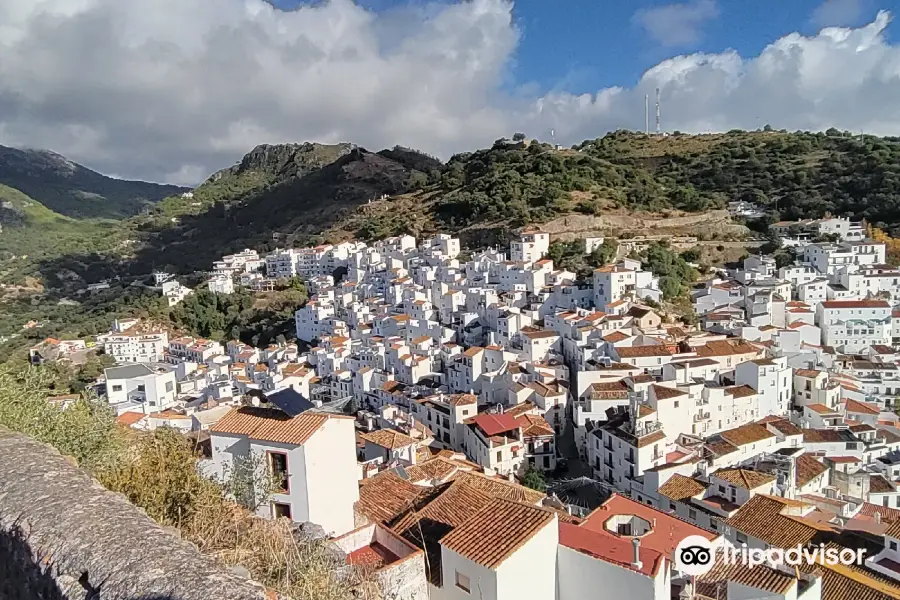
[0,145,189,219]
[131,143,434,272]
[9,128,900,287]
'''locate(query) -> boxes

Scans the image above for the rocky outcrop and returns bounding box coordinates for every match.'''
[0,427,282,600]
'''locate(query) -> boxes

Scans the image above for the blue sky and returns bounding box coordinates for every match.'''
[272,0,886,94]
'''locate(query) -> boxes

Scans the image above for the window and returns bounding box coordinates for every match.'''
[689,508,697,520]
[269,452,289,492]
[112,385,123,392]
[543,456,550,468]
[455,571,470,593]
[165,381,174,393]
[674,401,679,408]
[496,451,502,462]
[736,532,748,544]
[710,520,718,531]
[617,522,633,536]
[891,542,898,551]
[272,502,292,520]
[137,385,145,392]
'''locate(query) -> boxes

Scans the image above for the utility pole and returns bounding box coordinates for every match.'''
[655,88,661,135]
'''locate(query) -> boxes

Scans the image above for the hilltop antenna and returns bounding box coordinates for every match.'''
[645,94,650,135]
[655,88,661,135]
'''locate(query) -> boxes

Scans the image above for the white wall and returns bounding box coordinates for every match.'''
[496,518,557,600]
[302,417,359,536]
[557,545,664,600]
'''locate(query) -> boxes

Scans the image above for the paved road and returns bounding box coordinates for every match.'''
[555,416,588,480]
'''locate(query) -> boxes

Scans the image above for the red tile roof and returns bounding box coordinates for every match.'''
[559,522,664,577]
[579,494,715,562]
[470,413,520,436]
[821,300,890,309]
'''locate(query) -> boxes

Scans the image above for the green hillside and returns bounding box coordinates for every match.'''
[0,184,127,284]
[0,145,188,219]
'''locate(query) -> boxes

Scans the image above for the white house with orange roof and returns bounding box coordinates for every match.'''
[462,412,525,476]
[208,405,359,536]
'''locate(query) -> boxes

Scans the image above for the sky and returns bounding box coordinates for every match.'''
[1,0,898,185]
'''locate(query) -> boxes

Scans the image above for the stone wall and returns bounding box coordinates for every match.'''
[0,427,280,600]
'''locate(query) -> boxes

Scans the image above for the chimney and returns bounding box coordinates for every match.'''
[876,511,882,524]
[631,537,643,570]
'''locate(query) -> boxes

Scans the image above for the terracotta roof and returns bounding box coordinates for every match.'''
[521,329,559,340]
[725,495,820,548]
[635,429,667,448]
[803,429,851,443]
[516,414,554,437]
[584,494,715,559]
[559,521,664,577]
[845,399,880,415]
[821,300,890,309]
[440,498,555,569]
[763,418,803,436]
[602,331,631,343]
[658,474,707,501]
[807,403,839,415]
[797,542,900,600]
[698,553,797,596]
[448,393,477,406]
[360,428,417,450]
[870,475,896,494]
[393,479,490,537]
[796,454,829,488]
[712,468,775,490]
[210,406,332,445]
[651,384,687,400]
[463,346,485,357]
[356,471,429,523]
[719,423,775,447]
[469,413,520,437]
[858,502,900,524]
[694,339,760,357]
[452,471,545,504]
[116,412,147,426]
[795,368,823,378]
[588,380,629,399]
[725,385,757,398]
[615,345,672,358]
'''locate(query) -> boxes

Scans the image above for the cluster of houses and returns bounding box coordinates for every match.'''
[38,219,900,600]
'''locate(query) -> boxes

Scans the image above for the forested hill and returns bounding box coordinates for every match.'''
[580,129,900,225]
[6,129,900,286]
[0,144,187,219]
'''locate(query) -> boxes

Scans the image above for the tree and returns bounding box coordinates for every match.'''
[522,466,547,492]
[512,132,527,142]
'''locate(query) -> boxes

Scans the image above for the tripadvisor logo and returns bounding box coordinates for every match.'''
[674,535,866,576]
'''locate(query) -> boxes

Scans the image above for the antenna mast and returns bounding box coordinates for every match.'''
[644,94,649,135]
[655,88,661,135]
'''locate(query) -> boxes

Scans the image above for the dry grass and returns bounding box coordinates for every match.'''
[0,368,378,600]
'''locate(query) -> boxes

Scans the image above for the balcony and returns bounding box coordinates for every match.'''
[694,412,711,422]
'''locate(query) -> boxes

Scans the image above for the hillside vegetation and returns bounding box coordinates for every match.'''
[0,145,187,219]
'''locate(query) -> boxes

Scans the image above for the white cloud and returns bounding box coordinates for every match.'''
[0,1,899,185]
[812,0,867,27]
[632,0,719,48]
